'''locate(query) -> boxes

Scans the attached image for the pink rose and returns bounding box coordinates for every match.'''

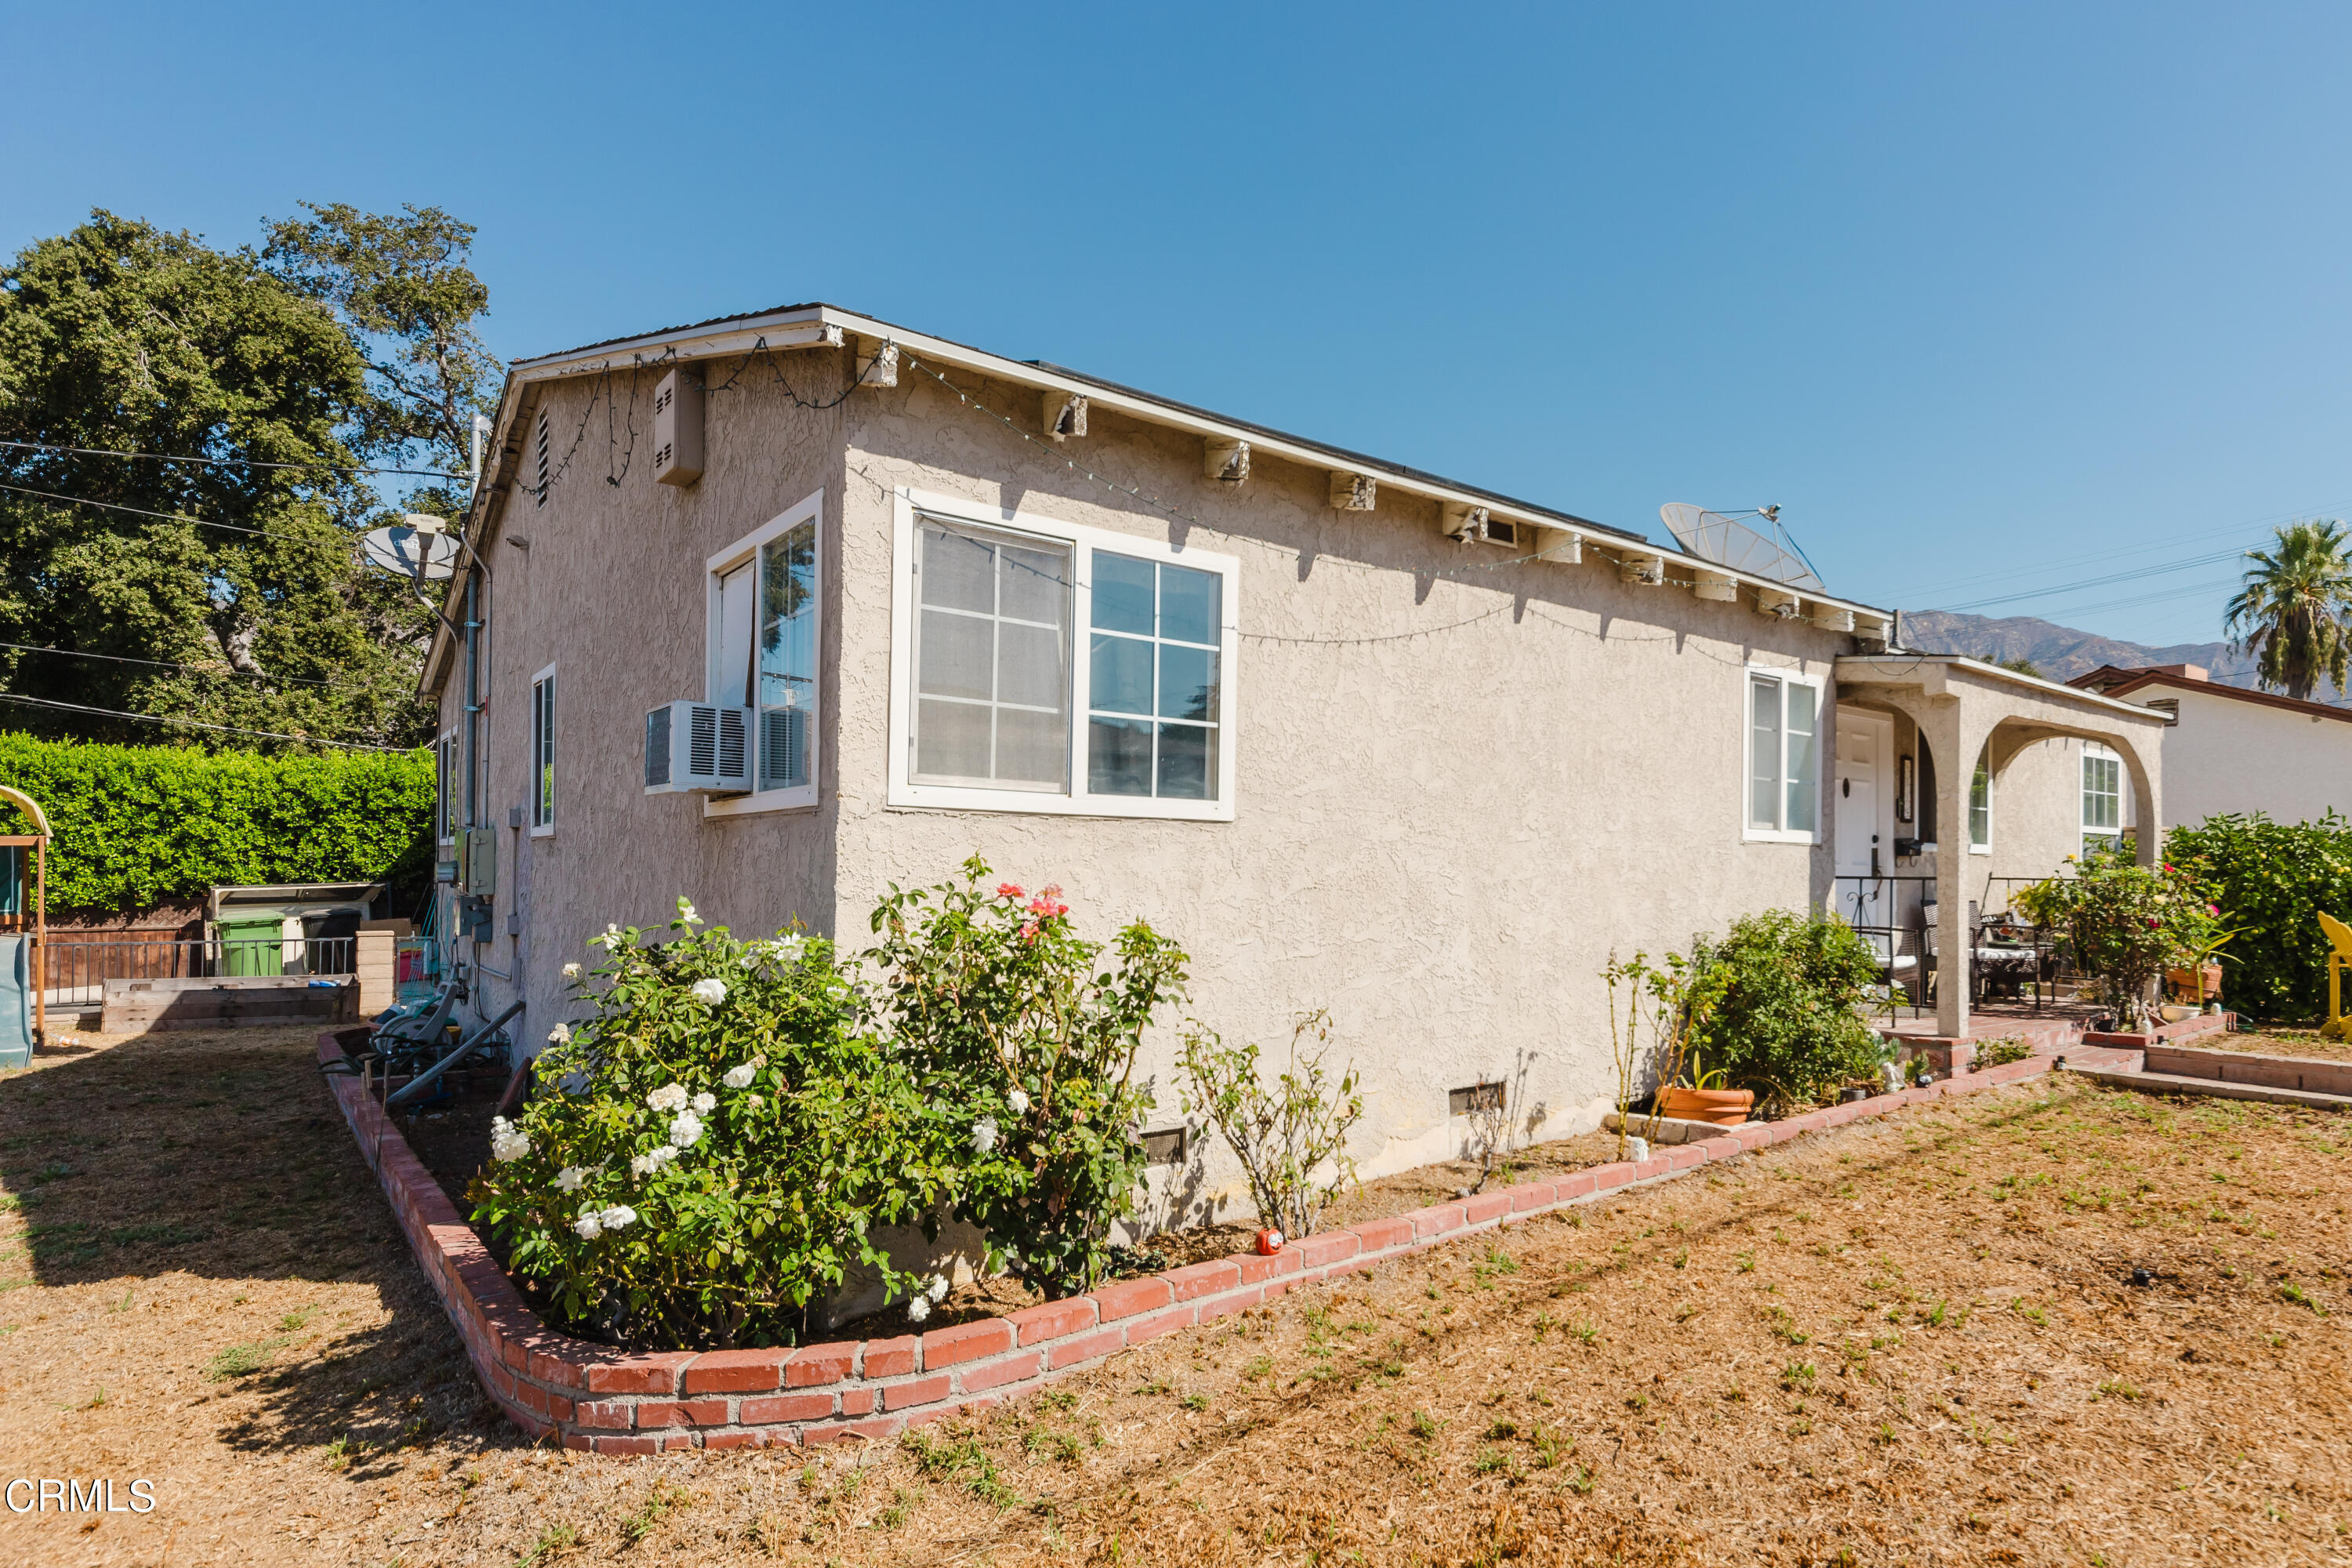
[996,883,1025,900]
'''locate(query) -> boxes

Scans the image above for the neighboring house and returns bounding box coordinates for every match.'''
[419,303,2167,1240]
[2069,662,2352,832]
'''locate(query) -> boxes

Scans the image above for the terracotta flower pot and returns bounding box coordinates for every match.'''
[2165,964,2223,1003]
[1659,1087,1755,1126]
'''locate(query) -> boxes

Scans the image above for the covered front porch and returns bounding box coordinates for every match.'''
[1832,654,2173,1041]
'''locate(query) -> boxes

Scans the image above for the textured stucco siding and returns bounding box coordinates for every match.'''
[2157,688,2352,829]
[442,368,850,1044]
[829,365,1850,1214]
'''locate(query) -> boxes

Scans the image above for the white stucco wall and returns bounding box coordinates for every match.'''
[2151,684,2352,829]
[445,347,1873,1240]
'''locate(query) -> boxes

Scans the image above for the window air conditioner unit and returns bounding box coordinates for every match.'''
[644,702,750,794]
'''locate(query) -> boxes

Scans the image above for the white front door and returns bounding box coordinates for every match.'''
[1834,710,1892,881]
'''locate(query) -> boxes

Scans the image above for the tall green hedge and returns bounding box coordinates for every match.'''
[0,731,434,913]
[2164,811,2352,1024]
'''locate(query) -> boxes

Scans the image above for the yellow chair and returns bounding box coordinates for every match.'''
[2321,913,2352,1040]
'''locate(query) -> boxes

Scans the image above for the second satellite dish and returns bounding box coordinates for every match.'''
[1659,503,1824,593]
[360,515,461,582]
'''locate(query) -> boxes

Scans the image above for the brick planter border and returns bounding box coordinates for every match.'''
[316,1028,2130,1454]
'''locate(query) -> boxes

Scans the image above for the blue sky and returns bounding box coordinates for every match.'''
[7,2,2348,648]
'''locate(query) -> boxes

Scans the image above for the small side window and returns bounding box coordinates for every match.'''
[530,668,556,833]
[1969,744,1993,853]
[2082,743,2121,856]
[1744,670,1821,840]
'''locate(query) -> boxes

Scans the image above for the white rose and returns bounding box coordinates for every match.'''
[489,1116,530,1163]
[677,899,702,925]
[907,1296,931,1323]
[1007,1088,1031,1115]
[630,1145,677,1178]
[555,1166,589,1192]
[689,977,728,1007]
[928,1274,950,1303]
[561,963,583,982]
[743,1093,763,1110]
[971,1116,1000,1155]
[573,1211,603,1240]
[546,1022,572,1045]
[670,1110,705,1149]
[721,1063,756,1090]
[776,935,806,960]
[598,1204,637,1231]
[740,951,762,970]
[647,1083,688,1112]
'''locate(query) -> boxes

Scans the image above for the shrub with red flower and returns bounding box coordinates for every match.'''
[2016,848,2216,1029]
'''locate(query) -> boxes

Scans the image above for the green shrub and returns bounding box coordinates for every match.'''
[0,731,431,911]
[1176,1008,1364,1239]
[1687,910,1882,1109]
[867,858,1189,1299]
[470,902,958,1348]
[2163,812,2352,1023]
[2014,848,2214,1030]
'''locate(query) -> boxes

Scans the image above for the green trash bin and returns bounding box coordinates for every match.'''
[219,916,285,977]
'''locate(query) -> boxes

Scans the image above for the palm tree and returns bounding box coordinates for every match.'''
[2225,520,2352,701]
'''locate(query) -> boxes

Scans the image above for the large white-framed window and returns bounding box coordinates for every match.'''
[2082,742,2122,857]
[1969,743,1993,854]
[887,486,1239,820]
[1742,666,1822,843]
[435,730,459,843]
[529,664,557,835]
[704,488,822,818]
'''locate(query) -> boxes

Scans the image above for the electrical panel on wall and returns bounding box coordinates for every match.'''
[652,368,705,487]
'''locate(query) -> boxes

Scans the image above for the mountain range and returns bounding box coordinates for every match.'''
[1896,609,2259,685]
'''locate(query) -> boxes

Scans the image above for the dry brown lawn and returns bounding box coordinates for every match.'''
[3,1027,2351,1566]
[2207,1027,2352,1064]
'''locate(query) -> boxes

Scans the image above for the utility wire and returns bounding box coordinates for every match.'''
[0,437,461,481]
[0,481,355,545]
[0,691,408,750]
[0,641,366,690]
[1934,544,2254,613]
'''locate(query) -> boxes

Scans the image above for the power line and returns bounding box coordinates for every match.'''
[0,481,355,545]
[1934,545,2253,613]
[0,691,409,750]
[0,437,461,481]
[0,641,365,690]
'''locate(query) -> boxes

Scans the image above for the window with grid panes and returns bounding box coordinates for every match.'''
[1087,552,1221,800]
[912,520,1073,789]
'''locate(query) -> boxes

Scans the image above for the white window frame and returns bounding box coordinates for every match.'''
[1968,742,1994,855]
[887,485,1240,821]
[2081,741,2122,856]
[529,662,557,837]
[1740,664,1824,844]
[703,488,823,818]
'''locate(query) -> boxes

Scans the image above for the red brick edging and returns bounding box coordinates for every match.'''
[315,1029,2115,1454]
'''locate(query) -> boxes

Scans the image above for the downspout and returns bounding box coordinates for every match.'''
[464,568,482,840]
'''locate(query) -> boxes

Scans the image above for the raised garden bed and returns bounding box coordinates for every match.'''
[318,1026,2132,1454]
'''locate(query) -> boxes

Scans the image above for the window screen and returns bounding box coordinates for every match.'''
[1747,673,1819,835]
[1087,552,1222,800]
[913,520,1072,789]
[2082,746,2121,852]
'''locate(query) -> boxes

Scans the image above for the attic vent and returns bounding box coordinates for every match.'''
[1485,517,1519,546]
[2143,697,2180,725]
[1449,1082,1504,1116]
[652,368,705,487]
[534,410,550,508]
[1142,1127,1188,1166]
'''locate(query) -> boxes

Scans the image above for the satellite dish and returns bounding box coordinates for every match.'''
[360,520,461,582]
[1659,503,1825,592]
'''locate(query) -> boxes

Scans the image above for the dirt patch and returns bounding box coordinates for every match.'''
[2199,1026,2352,1063]
[12,1032,2349,1565]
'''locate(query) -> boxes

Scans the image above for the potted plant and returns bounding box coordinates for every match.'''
[1659,1051,1755,1125]
[2165,920,2241,1006]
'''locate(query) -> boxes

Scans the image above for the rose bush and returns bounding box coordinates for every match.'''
[868,858,1189,1299]
[2015,848,2215,1029]
[469,900,957,1349]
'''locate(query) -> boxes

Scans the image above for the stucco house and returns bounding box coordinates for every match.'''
[2067,662,2352,830]
[419,303,2169,1236]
